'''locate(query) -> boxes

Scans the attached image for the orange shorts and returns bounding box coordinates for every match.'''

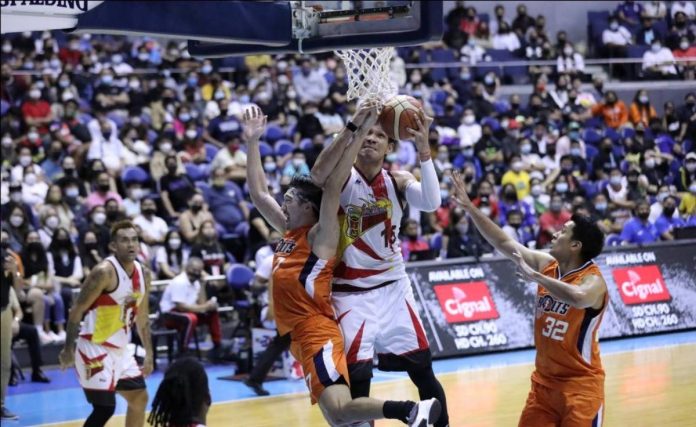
[290,315,350,404]
[518,380,604,427]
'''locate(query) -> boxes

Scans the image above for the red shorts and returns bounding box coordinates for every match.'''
[519,380,604,427]
[290,315,350,404]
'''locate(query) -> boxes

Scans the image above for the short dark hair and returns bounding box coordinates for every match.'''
[289,175,322,214]
[570,214,604,263]
[110,220,138,241]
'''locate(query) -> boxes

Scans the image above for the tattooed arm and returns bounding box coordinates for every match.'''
[136,267,154,377]
[59,262,114,370]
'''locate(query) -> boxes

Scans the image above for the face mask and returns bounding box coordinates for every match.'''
[645,158,656,169]
[101,75,113,85]
[651,44,661,52]
[411,74,422,84]
[511,161,523,172]
[93,212,106,225]
[292,159,305,168]
[521,144,532,154]
[187,76,198,86]
[159,143,173,154]
[28,131,40,141]
[66,187,79,198]
[556,182,569,193]
[460,72,471,80]
[190,204,202,213]
[179,113,191,122]
[98,183,110,193]
[131,188,145,200]
[484,75,494,85]
[19,155,32,166]
[550,201,563,212]
[463,148,474,157]
[201,65,213,74]
[29,89,41,99]
[663,206,676,217]
[531,185,542,196]
[596,202,608,211]
[610,176,623,186]
[686,163,696,173]
[10,215,24,227]
[681,41,690,50]
[440,189,449,200]
[142,208,156,216]
[167,163,178,173]
[59,79,70,88]
[169,239,182,250]
[638,211,650,220]
[24,173,37,185]
[24,62,34,70]
[129,80,140,90]
[639,95,649,104]
[46,216,59,230]
[437,153,449,162]
[570,148,582,157]
[656,192,669,203]
[264,162,277,173]
[111,54,123,64]
[2,43,11,53]
[185,129,198,139]
[480,206,492,216]
[610,22,619,31]
[690,183,696,194]
[563,47,573,56]
[464,115,475,125]
[214,90,225,100]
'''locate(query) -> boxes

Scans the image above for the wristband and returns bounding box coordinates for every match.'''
[346,121,358,133]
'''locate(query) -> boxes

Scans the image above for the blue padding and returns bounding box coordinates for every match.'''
[189,2,443,57]
[75,1,291,46]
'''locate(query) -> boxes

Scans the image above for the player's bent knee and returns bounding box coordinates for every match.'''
[319,384,353,426]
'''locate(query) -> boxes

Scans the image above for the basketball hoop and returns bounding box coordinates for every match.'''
[335,47,396,105]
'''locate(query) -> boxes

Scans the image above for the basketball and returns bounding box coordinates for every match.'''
[378,95,424,141]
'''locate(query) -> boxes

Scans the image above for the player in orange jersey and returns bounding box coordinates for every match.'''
[245,104,441,427]
[452,171,608,427]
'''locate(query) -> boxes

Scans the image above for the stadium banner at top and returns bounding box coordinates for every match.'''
[0,1,103,34]
[407,240,696,359]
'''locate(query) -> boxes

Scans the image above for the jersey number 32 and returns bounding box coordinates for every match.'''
[541,317,569,341]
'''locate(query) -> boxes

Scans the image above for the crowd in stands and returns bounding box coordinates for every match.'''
[0,2,694,366]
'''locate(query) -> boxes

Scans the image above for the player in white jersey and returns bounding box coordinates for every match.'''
[59,221,152,427]
[312,110,450,426]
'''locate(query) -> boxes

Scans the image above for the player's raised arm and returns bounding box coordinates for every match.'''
[312,103,379,259]
[310,101,377,188]
[59,262,113,369]
[451,171,554,272]
[243,106,286,234]
[391,112,442,212]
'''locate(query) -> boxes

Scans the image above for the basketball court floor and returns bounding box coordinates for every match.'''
[5,330,695,426]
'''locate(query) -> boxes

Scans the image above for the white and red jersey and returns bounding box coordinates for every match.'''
[334,167,406,289]
[79,256,145,349]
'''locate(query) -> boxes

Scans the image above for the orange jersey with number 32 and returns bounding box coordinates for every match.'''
[532,260,608,398]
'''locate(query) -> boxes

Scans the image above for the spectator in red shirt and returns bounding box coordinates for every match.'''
[537,194,572,248]
[401,219,431,261]
[471,180,500,222]
[58,36,83,67]
[21,85,53,134]
[673,36,696,79]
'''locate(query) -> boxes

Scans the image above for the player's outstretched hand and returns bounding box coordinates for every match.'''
[406,111,434,155]
[59,348,75,371]
[242,105,267,143]
[452,171,474,210]
[351,99,380,132]
[513,251,537,282]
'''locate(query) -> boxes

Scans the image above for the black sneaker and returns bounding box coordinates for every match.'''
[31,370,51,383]
[243,379,270,396]
[1,407,19,420]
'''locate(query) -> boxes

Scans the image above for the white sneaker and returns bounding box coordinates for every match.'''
[407,398,441,427]
[38,330,54,345]
[47,331,61,343]
[54,330,66,343]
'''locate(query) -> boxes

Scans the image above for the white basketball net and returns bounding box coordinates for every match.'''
[335,47,396,104]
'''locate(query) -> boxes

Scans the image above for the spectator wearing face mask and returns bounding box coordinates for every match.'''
[537,194,572,248]
[202,168,249,233]
[293,58,329,104]
[589,91,629,129]
[556,42,585,76]
[400,219,432,262]
[602,16,633,78]
[679,180,696,216]
[39,184,75,234]
[179,193,215,244]
[210,135,247,182]
[629,90,658,127]
[20,165,48,208]
[676,92,696,143]
[21,85,53,135]
[282,149,310,177]
[10,146,42,184]
[86,112,127,173]
[37,208,61,249]
[641,149,672,187]
[78,230,104,277]
[642,38,678,78]
[457,108,482,147]
[501,155,531,200]
[498,182,537,227]
[133,198,169,247]
[677,152,696,192]
[524,178,551,216]
[84,172,122,211]
[180,125,207,165]
[156,230,189,280]
[92,69,130,112]
[492,21,521,51]
[3,205,31,253]
[47,228,83,321]
[206,99,243,148]
[472,180,499,222]
[620,200,660,245]
[190,220,230,301]
[502,209,535,248]
[673,37,696,79]
[654,195,686,240]
[160,155,196,219]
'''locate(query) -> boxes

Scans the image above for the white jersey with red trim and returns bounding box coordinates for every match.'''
[334,167,406,288]
[79,256,145,349]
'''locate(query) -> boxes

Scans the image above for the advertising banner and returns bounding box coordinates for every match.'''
[407,240,696,359]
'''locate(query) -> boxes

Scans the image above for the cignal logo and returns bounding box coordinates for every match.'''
[433,282,499,323]
[612,265,671,305]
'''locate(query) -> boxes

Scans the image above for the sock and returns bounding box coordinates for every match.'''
[383,401,415,423]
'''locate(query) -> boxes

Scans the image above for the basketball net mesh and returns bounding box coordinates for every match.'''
[335,47,396,105]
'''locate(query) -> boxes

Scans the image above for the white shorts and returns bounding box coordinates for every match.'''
[332,277,431,377]
[75,338,145,404]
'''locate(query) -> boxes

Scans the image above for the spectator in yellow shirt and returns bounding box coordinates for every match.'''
[501,154,531,200]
